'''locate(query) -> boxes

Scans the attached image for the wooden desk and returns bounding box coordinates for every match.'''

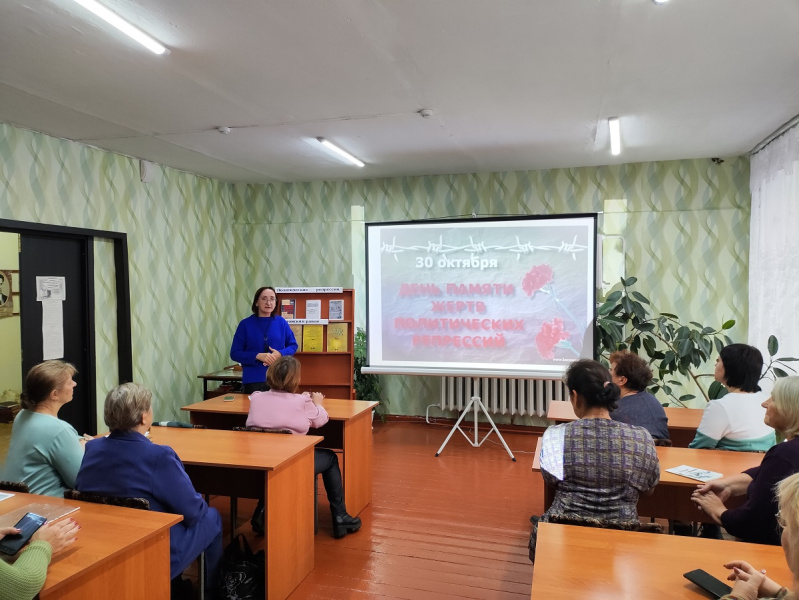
[198,368,242,399]
[181,394,379,515]
[0,492,179,599]
[152,426,322,600]
[532,437,761,521]
[546,400,704,447]
[531,522,791,599]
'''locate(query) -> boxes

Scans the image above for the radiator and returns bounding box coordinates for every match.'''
[439,376,567,418]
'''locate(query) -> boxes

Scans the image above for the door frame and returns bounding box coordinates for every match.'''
[0,219,133,391]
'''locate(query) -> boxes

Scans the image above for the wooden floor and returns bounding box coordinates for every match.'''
[213,420,542,600]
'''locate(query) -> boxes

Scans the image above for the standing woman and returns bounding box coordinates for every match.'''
[689,343,775,451]
[231,286,298,393]
[2,361,88,497]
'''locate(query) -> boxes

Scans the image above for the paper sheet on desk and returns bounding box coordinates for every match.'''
[666,465,723,482]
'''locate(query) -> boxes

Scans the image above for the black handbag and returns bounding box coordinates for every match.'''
[218,534,265,600]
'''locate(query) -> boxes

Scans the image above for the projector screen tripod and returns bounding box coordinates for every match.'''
[435,390,516,461]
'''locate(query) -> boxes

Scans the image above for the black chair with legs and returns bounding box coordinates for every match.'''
[64,489,206,600]
[230,427,310,538]
[0,480,30,493]
[230,427,319,535]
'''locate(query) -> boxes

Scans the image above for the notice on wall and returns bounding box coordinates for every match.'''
[37,276,66,360]
[37,276,66,301]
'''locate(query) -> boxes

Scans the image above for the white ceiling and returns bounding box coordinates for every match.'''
[1,0,798,184]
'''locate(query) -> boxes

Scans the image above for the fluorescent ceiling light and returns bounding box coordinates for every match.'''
[317,138,365,167]
[653,0,669,4]
[608,117,621,156]
[70,0,168,55]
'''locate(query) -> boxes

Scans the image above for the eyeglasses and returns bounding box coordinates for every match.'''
[777,510,787,529]
[262,298,276,304]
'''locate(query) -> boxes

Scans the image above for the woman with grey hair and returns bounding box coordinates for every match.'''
[76,383,222,597]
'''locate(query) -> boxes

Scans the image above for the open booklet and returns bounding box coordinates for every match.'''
[666,464,723,482]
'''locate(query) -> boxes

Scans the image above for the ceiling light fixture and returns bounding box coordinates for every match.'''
[316,138,365,167]
[652,0,669,4]
[70,0,168,55]
[608,117,621,156]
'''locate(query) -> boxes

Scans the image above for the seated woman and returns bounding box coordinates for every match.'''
[540,359,660,522]
[716,471,799,600]
[2,361,87,497]
[609,350,669,441]
[0,519,79,600]
[692,376,799,545]
[690,343,775,451]
[247,356,361,538]
[75,383,222,596]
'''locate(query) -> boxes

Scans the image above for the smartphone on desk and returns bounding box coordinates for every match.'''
[0,512,47,556]
[684,569,733,599]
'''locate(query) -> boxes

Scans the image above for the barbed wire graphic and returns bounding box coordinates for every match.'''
[381,235,587,261]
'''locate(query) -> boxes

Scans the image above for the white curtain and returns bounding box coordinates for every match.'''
[749,122,799,387]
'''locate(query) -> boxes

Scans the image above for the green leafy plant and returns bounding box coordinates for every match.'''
[354,327,387,417]
[596,277,797,405]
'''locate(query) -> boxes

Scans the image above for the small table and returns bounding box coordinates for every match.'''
[198,368,242,399]
[532,437,761,521]
[182,394,378,516]
[546,400,704,447]
[152,426,322,600]
[531,522,791,599]
[0,491,179,599]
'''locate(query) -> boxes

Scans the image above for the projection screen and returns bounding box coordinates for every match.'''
[364,214,597,378]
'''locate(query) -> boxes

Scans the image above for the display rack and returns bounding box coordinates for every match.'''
[283,288,355,400]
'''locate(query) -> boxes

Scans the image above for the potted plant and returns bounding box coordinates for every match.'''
[596,277,796,405]
[354,327,387,419]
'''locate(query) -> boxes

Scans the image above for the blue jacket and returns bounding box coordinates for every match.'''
[230,314,298,384]
[76,431,221,579]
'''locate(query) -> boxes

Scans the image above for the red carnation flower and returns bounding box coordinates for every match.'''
[535,318,569,359]
[522,264,553,297]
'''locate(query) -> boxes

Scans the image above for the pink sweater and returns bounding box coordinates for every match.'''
[246,389,329,434]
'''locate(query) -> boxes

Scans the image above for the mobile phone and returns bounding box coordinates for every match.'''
[684,569,733,599]
[0,512,47,556]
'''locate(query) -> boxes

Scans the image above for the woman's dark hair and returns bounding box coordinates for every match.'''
[250,286,279,315]
[609,350,653,392]
[266,356,302,393]
[564,359,620,411]
[719,343,763,392]
[20,360,78,410]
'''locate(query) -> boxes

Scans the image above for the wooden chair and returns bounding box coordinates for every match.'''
[230,426,321,534]
[0,480,29,493]
[64,490,205,600]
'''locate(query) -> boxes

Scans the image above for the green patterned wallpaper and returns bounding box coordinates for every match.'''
[1,122,751,423]
[232,158,751,419]
[0,123,237,422]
